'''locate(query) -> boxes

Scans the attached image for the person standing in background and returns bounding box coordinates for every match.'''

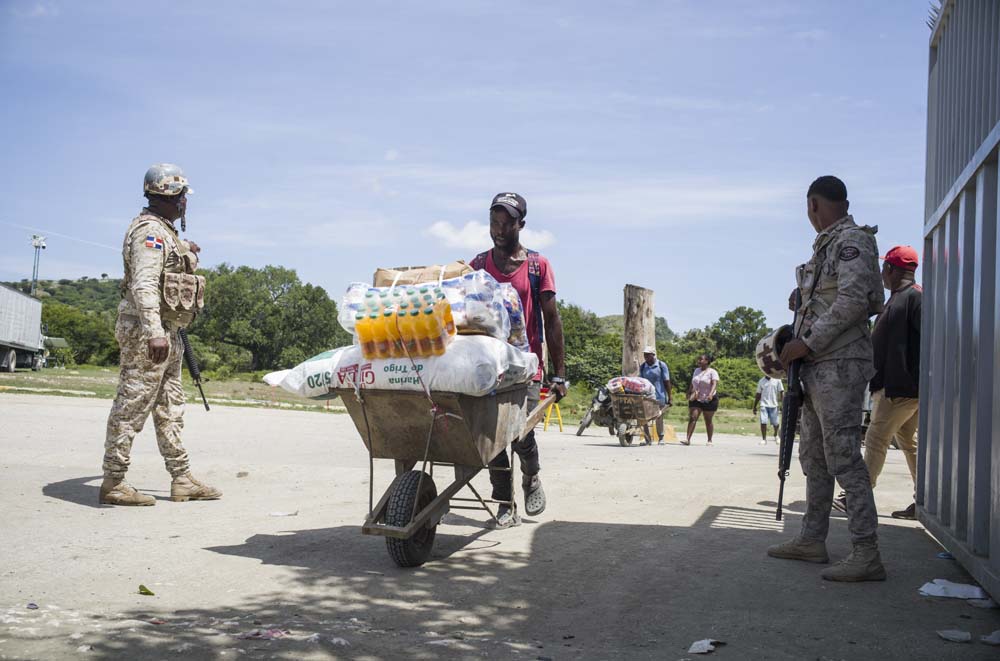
[639,346,672,444]
[834,245,921,519]
[753,375,784,445]
[685,354,719,446]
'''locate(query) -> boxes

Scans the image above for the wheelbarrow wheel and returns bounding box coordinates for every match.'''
[385,470,438,568]
[617,424,634,447]
[576,410,594,436]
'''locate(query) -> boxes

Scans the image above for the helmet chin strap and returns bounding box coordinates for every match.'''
[179,189,187,232]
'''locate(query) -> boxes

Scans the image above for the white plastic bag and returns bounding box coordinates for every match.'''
[263,347,348,400]
[499,282,529,352]
[439,270,510,340]
[332,335,537,396]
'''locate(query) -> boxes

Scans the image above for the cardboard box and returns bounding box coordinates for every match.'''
[373,260,473,287]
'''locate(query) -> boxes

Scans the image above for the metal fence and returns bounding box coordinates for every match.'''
[919,0,1000,600]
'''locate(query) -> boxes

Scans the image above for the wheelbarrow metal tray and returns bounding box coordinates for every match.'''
[610,392,663,422]
[333,384,528,467]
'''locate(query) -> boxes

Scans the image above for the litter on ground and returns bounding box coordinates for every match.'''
[918,579,988,600]
[936,629,972,643]
[688,639,726,654]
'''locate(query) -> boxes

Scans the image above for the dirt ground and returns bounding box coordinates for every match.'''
[1,393,998,660]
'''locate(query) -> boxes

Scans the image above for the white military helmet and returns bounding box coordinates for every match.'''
[143,163,192,196]
[755,325,793,379]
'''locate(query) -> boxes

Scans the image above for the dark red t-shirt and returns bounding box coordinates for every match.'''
[473,250,556,381]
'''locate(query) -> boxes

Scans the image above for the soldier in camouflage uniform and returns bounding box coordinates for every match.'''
[100,164,222,506]
[767,176,886,582]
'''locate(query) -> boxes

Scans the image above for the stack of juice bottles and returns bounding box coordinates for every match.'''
[354,286,456,360]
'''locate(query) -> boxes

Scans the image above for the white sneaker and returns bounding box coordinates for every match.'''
[759,439,767,445]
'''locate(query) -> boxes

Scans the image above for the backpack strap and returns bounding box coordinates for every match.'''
[471,251,489,270]
[526,249,544,344]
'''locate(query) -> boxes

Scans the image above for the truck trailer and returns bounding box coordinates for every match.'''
[0,284,45,371]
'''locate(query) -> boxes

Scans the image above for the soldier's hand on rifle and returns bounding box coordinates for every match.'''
[779,338,809,366]
[788,288,799,311]
[148,337,169,364]
[186,240,201,254]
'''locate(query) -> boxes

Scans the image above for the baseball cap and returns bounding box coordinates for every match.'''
[807,175,848,202]
[882,245,919,271]
[490,192,527,221]
[643,346,656,355]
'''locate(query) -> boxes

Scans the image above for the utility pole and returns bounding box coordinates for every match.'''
[622,284,655,377]
[30,235,46,297]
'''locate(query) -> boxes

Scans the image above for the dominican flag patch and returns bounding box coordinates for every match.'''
[144,235,163,250]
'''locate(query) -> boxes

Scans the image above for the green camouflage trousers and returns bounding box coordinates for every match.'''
[798,358,879,545]
[103,316,190,479]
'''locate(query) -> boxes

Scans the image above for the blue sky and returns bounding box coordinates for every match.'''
[0,0,930,333]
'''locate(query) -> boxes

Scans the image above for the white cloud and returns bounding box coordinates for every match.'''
[11,2,59,18]
[384,149,400,162]
[427,221,555,252]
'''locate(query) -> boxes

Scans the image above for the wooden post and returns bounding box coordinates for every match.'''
[622,284,655,377]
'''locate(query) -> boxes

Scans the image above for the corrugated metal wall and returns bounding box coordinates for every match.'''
[919,0,1000,600]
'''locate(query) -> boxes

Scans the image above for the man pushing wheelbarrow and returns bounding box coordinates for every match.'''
[328,191,565,567]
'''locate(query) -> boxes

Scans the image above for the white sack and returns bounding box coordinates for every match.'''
[333,335,537,396]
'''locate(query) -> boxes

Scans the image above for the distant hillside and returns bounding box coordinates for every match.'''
[598,315,675,342]
[1,277,122,315]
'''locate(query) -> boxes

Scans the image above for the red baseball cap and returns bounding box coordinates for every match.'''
[881,245,919,271]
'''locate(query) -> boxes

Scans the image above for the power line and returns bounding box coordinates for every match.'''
[0,220,119,252]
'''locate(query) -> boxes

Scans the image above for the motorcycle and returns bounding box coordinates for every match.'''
[576,385,618,436]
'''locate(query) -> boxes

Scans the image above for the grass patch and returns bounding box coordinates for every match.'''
[2,367,764,435]
[0,365,342,413]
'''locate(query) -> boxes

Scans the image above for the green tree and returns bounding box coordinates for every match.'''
[672,326,718,357]
[712,356,763,406]
[557,301,623,388]
[192,264,350,371]
[41,302,117,365]
[709,306,770,358]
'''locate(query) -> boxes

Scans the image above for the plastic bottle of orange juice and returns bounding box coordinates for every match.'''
[411,308,431,356]
[383,309,403,357]
[355,312,376,359]
[423,307,446,356]
[435,294,456,336]
[396,302,416,355]
[370,312,390,359]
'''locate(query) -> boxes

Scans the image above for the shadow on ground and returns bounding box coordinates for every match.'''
[42,475,104,509]
[11,502,993,660]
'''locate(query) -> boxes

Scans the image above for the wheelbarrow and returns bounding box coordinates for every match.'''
[333,383,555,567]
[609,392,666,447]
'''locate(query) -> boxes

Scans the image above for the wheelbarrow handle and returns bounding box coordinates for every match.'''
[520,392,558,439]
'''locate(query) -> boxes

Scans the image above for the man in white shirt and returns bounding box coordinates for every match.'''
[753,376,784,444]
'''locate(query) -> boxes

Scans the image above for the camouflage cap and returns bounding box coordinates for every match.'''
[144,163,193,196]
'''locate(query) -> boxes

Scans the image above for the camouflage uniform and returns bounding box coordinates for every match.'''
[103,210,204,479]
[794,215,884,544]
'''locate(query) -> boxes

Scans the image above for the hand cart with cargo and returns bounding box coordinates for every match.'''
[609,392,666,447]
[334,383,554,567]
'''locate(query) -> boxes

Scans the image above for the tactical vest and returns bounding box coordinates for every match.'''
[794,220,882,361]
[121,213,206,328]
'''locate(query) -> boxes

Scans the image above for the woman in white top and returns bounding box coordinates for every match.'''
[684,354,720,445]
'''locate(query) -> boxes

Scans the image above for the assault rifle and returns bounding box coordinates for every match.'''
[178,328,210,411]
[776,289,802,521]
